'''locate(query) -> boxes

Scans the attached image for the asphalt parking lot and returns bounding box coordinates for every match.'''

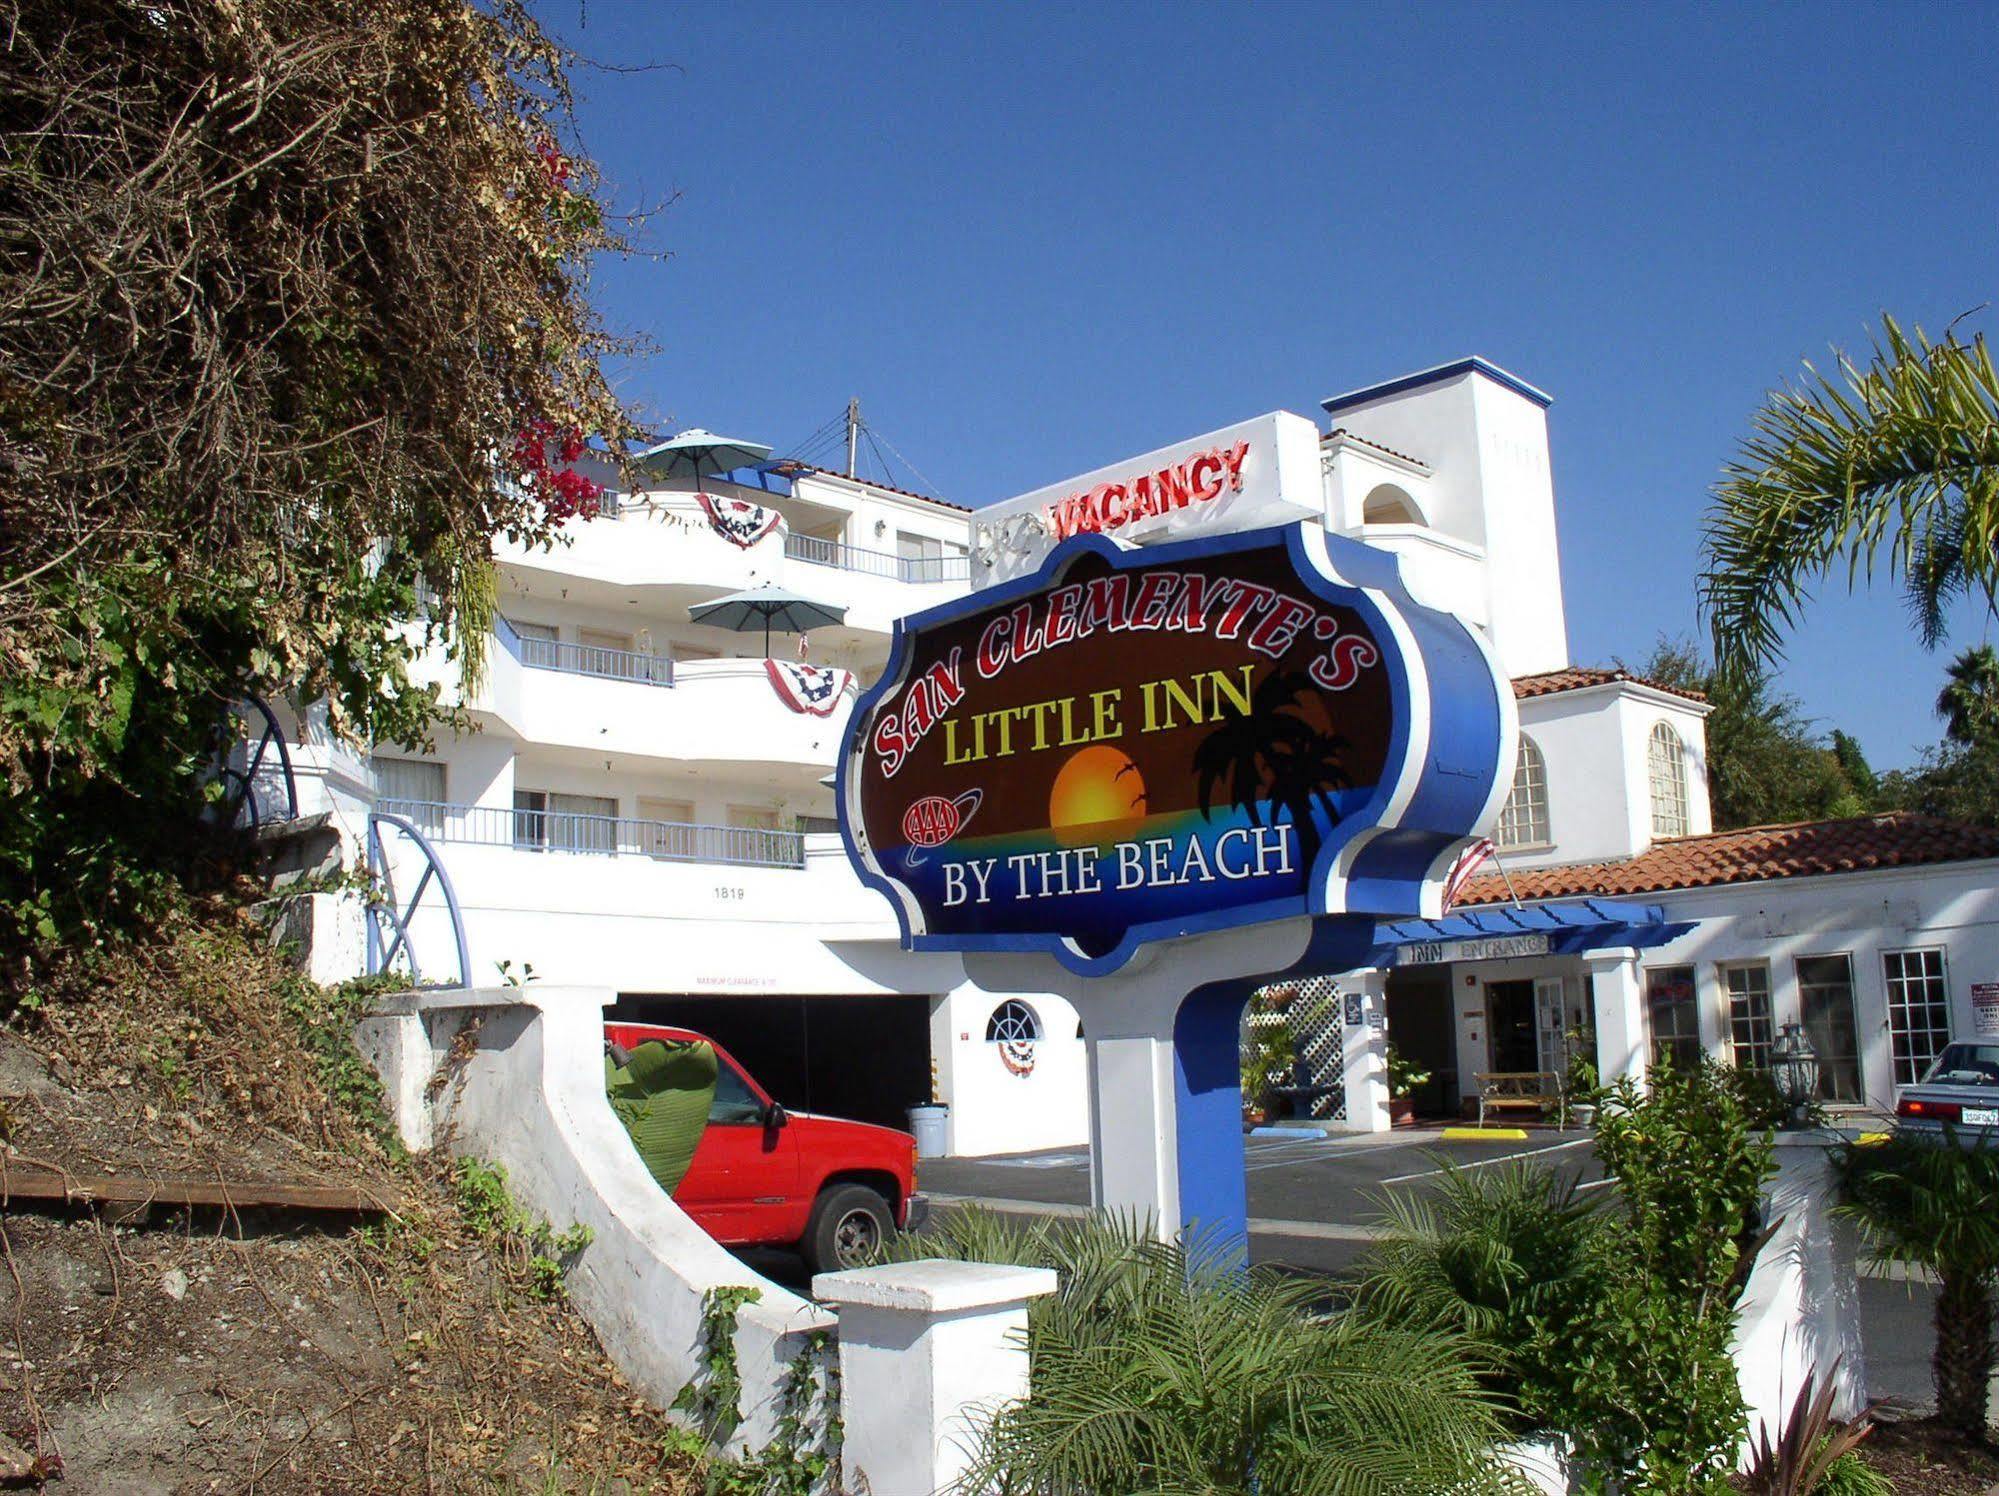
[909,1127,1938,1409]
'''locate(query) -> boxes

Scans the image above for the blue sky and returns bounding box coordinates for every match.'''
[557,2,1996,771]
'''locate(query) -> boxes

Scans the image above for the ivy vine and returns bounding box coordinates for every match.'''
[673,1288,843,1495]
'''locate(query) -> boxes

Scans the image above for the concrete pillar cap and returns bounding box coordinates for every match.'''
[813,1259,1058,1314]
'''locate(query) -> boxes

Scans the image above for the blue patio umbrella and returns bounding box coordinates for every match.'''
[688,584,847,658]
[635,428,774,484]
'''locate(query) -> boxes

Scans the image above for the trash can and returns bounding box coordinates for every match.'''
[907,1103,949,1159]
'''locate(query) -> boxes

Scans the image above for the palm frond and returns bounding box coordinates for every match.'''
[1699,314,1999,676]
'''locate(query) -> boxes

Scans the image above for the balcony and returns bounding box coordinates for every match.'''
[380,798,805,868]
[505,620,675,686]
[783,531,969,585]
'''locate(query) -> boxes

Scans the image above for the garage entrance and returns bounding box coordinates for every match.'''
[609,993,933,1133]
[1382,966,1459,1119]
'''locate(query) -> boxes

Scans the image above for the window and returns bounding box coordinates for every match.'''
[511,619,560,669]
[708,1059,766,1125]
[986,1000,1041,1044]
[799,815,841,835]
[372,755,445,828]
[513,790,616,853]
[636,797,696,859]
[1884,948,1952,1087]
[1360,483,1422,526]
[896,531,952,581]
[727,805,779,832]
[1796,954,1863,1104]
[1648,722,1691,837]
[1722,963,1774,1072]
[1495,737,1551,848]
[1645,965,1701,1071]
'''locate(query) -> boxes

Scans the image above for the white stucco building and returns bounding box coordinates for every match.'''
[276,356,1999,1157]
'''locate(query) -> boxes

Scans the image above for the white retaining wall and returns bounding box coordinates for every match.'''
[355,985,833,1454]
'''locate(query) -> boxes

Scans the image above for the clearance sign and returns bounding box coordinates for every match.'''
[841,523,1514,975]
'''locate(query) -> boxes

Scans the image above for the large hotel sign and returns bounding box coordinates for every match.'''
[841,522,1514,975]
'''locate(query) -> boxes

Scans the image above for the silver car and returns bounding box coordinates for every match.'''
[1896,1041,1999,1141]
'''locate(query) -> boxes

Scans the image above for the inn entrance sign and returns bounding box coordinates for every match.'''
[840,419,1515,1254]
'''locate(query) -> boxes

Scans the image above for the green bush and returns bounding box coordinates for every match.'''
[890,1209,1523,1495]
[1360,1061,1775,1494]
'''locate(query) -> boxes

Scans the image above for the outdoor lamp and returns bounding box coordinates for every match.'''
[1769,1022,1820,1126]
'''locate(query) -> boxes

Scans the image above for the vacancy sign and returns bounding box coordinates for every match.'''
[840,522,1514,974]
[970,411,1326,583]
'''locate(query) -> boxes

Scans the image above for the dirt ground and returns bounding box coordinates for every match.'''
[1857,1414,1999,1495]
[1,910,704,1494]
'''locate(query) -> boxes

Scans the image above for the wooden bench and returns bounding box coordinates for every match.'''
[1474,1071,1565,1128]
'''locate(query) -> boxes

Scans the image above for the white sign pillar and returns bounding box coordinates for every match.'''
[1341,970,1392,1132]
[970,916,1378,1248]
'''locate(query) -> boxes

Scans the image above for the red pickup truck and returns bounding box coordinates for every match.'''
[606,1022,928,1274]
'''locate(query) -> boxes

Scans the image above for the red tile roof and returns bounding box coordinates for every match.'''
[1320,427,1429,467]
[1513,666,1708,705]
[1458,813,1999,906]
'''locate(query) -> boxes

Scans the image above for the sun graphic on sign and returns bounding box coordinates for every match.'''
[1048,745,1149,847]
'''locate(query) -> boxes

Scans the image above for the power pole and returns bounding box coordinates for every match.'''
[845,397,861,478]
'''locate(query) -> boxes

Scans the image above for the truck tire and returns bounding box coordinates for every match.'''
[801,1183,895,1275]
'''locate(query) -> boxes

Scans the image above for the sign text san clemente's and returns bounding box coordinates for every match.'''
[870,567,1380,777]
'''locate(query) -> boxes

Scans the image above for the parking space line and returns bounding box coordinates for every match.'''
[926,1192,1389,1241]
[1377,1137,1592,1185]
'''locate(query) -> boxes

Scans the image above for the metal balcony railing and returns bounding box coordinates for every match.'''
[783,531,969,584]
[493,615,674,685]
[517,635,674,685]
[377,799,806,869]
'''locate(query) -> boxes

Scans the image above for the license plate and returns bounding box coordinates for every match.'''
[1963,1108,1999,1127]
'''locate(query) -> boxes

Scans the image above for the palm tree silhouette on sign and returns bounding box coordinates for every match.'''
[1193,671,1354,871]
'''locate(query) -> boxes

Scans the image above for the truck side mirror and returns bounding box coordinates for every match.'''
[763,1101,789,1131]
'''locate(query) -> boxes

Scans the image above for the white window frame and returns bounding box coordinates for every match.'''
[986,1000,1042,1044]
[1883,946,1952,1088]
[1720,961,1774,1073]
[1648,721,1691,838]
[1644,964,1702,1071]
[1796,952,1863,1105]
[1495,736,1551,849]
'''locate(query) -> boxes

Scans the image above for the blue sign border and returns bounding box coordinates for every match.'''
[838,521,1513,975]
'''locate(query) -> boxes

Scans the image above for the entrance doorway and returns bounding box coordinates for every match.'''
[1383,967,1457,1118]
[1485,980,1540,1073]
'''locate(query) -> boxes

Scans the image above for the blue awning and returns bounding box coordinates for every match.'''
[1367,898,1693,967]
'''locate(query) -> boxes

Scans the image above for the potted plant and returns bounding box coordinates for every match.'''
[1564,1045,1600,1128]
[1386,1043,1430,1127]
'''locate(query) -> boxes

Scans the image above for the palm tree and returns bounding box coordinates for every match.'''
[1699,315,1999,678]
[1193,671,1353,870]
[1838,1132,1999,1437]
[884,1208,1523,1495]
[1937,643,1999,745]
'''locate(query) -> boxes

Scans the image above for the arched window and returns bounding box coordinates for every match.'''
[1649,722,1690,837]
[1361,483,1423,526]
[1495,736,1550,848]
[986,1000,1041,1045]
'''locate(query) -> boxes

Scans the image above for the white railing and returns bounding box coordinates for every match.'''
[494,616,674,686]
[378,799,805,869]
[783,531,969,584]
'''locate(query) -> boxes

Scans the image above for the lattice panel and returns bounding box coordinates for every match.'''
[1240,975,1346,1122]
